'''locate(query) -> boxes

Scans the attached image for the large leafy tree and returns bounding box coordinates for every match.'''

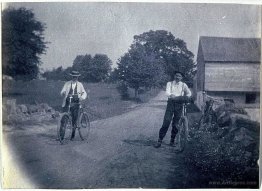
[2,7,48,80]
[132,30,195,85]
[116,30,195,96]
[72,54,112,82]
[117,44,168,97]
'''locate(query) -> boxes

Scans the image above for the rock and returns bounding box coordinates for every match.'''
[3,75,13,80]
[215,103,250,128]
[230,113,250,126]
[27,104,39,114]
[235,118,260,134]
[233,127,255,147]
[217,111,231,127]
[51,111,60,118]
[39,103,52,112]
[16,104,28,114]
[4,99,17,115]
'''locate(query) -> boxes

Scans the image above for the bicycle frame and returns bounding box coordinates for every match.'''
[67,94,82,112]
[65,94,83,126]
[176,102,190,151]
[182,103,187,117]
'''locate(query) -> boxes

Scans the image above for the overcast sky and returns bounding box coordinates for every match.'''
[3,2,261,71]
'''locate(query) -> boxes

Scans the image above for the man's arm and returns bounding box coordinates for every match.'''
[166,82,172,97]
[60,82,67,96]
[79,83,87,100]
[184,83,192,97]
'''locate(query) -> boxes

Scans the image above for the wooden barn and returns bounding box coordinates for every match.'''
[194,36,261,111]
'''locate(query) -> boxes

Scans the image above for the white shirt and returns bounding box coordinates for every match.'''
[60,81,87,107]
[166,81,192,98]
[71,82,76,91]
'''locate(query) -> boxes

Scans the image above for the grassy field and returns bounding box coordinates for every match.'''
[3,79,161,121]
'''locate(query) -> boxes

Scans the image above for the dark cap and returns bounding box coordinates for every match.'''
[174,71,184,77]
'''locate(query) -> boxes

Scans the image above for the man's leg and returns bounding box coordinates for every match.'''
[70,104,80,140]
[170,104,183,146]
[155,99,174,148]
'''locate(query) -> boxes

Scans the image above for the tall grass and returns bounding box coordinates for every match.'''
[3,80,160,121]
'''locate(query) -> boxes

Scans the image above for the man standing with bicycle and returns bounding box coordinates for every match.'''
[60,70,87,140]
[154,71,192,148]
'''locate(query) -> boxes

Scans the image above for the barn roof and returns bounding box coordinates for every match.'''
[199,36,261,62]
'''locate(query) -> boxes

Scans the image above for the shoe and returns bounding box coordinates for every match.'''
[71,128,76,140]
[154,140,162,148]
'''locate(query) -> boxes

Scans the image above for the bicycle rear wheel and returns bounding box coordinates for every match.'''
[177,117,189,152]
[78,112,91,141]
[57,113,72,144]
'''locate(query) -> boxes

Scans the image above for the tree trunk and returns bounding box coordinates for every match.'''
[135,88,139,98]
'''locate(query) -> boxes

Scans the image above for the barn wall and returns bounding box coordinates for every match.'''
[196,43,205,92]
[204,62,260,92]
[196,90,260,110]
[207,91,260,108]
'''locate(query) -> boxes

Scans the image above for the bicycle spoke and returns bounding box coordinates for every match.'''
[78,112,91,141]
[58,114,71,144]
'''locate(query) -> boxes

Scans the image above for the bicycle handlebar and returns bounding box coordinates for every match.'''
[169,96,194,104]
[205,95,224,103]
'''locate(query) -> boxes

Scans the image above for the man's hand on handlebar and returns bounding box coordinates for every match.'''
[169,95,194,103]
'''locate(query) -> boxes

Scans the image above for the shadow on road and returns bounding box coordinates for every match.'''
[122,138,156,147]
[36,133,61,146]
[146,104,167,110]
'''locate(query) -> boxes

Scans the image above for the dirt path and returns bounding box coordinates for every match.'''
[3,91,205,189]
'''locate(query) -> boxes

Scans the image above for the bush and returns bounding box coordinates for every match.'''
[116,82,129,100]
[185,120,259,185]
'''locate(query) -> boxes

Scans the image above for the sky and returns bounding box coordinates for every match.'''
[3,2,261,71]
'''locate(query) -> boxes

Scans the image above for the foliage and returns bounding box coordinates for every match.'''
[43,54,112,82]
[42,66,71,81]
[185,117,259,186]
[3,80,160,122]
[107,68,119,83]
[132,30,195,83]
[116,81,129,100]
[2,7,48,80]
[117,43,168,97]
[72,54,112,82]
[116,30,195,95]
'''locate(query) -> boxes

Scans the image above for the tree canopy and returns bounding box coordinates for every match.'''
[72,54,112,82]
[117,43,168,97]
[44,54,112,82]
[116,30,195,94]
[2,7,48,80]
[132,30,195,79]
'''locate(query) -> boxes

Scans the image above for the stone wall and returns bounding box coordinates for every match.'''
[3,99,60,124]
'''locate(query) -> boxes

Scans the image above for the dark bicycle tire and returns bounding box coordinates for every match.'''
[78,112,91,141]
[177,117,189,152]
[57,113,72,144]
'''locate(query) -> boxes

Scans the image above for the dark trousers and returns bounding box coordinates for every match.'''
[63,100,80,139]
[158,99,183,141]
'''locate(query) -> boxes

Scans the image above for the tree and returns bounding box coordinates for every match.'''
[2,7,48,80]
[117,44,168,98]
[43,66,67,81]
[132,30,195,83]
[72,54,112,82]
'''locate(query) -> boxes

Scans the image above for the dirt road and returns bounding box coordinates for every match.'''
[3,91,206,189]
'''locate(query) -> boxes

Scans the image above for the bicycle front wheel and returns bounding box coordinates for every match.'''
[78,112,91,141]
[177,117,189,152]
[57,113,72,144]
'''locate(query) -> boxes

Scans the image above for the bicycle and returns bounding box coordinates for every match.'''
[176,101,190,152]
[198,94,224,130]
[57,94,91,144]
